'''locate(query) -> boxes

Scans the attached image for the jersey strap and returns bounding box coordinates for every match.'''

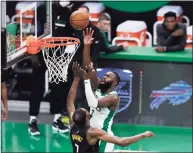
[108,91,118,96]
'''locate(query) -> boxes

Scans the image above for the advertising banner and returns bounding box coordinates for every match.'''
[98,60,192,127]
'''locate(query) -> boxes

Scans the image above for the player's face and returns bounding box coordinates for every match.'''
[164,17,177,30]
[99,72,117,90]
[98,20,111,32]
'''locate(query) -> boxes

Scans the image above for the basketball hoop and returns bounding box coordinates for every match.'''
[26,36,80,84]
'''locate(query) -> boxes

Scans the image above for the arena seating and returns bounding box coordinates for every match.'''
[186,25,192,49]
[112,20,152,47]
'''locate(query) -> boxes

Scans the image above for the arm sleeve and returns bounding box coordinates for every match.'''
[100,30,123,54]
[84,79,98,108]
[166,39,186,52]
[156,25,175,46]
[166,27,187,52]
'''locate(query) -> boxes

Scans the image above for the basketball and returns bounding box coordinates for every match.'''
[70,10,89,30]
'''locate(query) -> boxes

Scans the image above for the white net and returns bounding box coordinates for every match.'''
[41,38,79,84]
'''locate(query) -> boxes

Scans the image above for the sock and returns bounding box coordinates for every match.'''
[54,114,61,122]
[30,116,36,123]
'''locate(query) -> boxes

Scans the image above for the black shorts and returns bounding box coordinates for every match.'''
[1,69,7,83]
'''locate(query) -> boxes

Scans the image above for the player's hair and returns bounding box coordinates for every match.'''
[98,13,111,22]
[79,5,89,13]
[112,72,120,86]
[73,108,86,127]
[164,11,176,19]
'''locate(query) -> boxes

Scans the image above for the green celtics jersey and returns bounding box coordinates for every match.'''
[89,89,117,132]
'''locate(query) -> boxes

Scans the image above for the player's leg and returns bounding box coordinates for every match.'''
[49,81,69,133]
[29,59,47,135]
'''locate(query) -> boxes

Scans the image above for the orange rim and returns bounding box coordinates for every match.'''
[8,36,80,47]
[26,36,80,47]
[26,36,80,55]
[39,37,80,48]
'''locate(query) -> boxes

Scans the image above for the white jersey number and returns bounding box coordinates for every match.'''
[75,143,79,153]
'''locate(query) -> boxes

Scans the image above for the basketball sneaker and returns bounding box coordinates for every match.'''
[52,117,69,133]
[28,119,40,136]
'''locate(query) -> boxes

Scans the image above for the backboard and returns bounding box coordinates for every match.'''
[1,1,52,69]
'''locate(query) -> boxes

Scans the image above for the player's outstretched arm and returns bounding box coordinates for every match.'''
[67,76,80,124]
[67,63,81,124]
[82,28,94,68]
[82,28,100,90]
[88,128,155,147]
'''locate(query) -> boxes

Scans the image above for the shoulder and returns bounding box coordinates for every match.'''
[88,23,101,36]
[88,22,99,31]
[109,91,119,98]
[107,93,120,103]
[157,24,164,30]
[156,24,165,35]
[109,91,118,95]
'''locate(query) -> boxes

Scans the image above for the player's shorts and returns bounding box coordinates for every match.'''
[99,131,114,152]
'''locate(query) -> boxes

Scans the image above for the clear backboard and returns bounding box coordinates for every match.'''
[1,1,52,69]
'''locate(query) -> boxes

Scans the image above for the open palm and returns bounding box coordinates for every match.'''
[83,28,94,45]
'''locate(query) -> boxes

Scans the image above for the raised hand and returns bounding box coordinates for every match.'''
[79,67,89,80]
[85,64,94,72]
[79,64,94,80]
[72,61,81,77]
[83,28,94,45]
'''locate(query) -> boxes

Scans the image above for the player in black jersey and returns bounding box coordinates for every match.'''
[67,74,155,153]
[70,108,99,153]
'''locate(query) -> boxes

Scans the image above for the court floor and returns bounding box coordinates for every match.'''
[1,122,192,152]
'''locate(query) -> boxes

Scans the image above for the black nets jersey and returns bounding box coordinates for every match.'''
[70,125,99,153]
